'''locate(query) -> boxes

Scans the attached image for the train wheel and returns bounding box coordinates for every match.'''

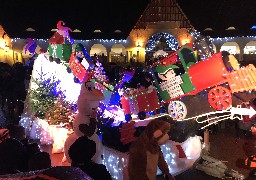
[208,86,232,110]
[168,101,187,120]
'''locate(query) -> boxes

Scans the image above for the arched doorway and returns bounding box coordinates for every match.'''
[90,44,107,57]
[244,41,256,54]
[243,41,256,64]
[145,32,179,65]
[220,42,240,61]
[110,44,126,63]
[220,42,240,55]
[90,44,108,63]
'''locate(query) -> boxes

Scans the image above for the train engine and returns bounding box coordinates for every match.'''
[151,43,256,120]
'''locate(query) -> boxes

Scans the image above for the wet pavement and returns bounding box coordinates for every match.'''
[175,120,256,180]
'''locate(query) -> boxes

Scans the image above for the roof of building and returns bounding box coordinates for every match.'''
[0,0,256,40]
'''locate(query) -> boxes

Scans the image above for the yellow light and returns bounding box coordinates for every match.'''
[0,41,5,49]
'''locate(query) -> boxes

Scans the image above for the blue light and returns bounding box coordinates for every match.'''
[251,25,256,30]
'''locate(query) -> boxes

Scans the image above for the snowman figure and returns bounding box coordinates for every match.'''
[64,81,104,163]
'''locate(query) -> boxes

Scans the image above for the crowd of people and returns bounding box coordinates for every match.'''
[0,59,122,179]
[0,62,30,125]
[0,123,112,179]
[0,124,49,175]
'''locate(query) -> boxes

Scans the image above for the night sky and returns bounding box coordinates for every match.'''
[0,0,150,39]
[1,0,256,38]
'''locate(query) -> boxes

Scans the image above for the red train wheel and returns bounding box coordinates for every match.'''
[208,86,232,110]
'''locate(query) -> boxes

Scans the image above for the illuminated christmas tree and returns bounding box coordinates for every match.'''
[29,75,77,125]
[93,58,110,92]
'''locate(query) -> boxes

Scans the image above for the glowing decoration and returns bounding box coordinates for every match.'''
[208,86,232,110]
[153,50,168,58]
[48,21,73,64]
[94,59,109,85]
[108,69,135,106]
[151,44,196,104]
[120,89,160,116]
[158,69,184,99]
[226,64,256,93]
[20,54,81,150]
[24,38,37,54]
[29,118,69,152]
[176,108,243,129]
[50,125,69,153]
[101,136,202,180]
[69,51,94,83]
[231,106,256,118]
[102,105,126,126]
[168,101,187,120]
[251,25,256,30]
[23,38,45,66]
[150,42,256,120]
[188,52,228,92]
[64,81,105,164]
[239,100,256,123]
[145,32,179,52]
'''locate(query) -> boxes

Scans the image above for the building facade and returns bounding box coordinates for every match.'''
[1,0,256,66]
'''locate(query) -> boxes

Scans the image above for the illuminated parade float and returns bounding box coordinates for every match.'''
[17,21,256,179]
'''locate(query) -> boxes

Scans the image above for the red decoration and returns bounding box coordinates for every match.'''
[120,89,160,115]
[136,89,160,112]
[121,96,131,115]
[120,121,137,145]
[49,32,66,44]
[176,144,187,158]
[69,52,94,83]
[0,129,10,143]
[208,86,232,110]
[151,43,193,67]
[188,52,228,91]
[57,21,72,32]
[251,125,256,135]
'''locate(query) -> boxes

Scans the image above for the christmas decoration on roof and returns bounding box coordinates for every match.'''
[48,21,73,64]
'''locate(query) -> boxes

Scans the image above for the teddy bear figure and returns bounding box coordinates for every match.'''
[64,81,104,164]
[128,118,176,180]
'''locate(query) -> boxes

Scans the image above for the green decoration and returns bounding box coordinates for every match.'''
[29,75,77,125]
[48,44,72,62]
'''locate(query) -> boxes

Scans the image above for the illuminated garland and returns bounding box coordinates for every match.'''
[145,32,179,52]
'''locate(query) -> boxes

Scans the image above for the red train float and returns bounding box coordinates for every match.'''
[67,42,256,121]
[149,43,256,120]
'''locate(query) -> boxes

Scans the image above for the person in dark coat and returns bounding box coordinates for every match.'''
[68,135,112,180]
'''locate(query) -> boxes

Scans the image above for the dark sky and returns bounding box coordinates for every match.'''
[0,0,151,38]
[1,0,256,39]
